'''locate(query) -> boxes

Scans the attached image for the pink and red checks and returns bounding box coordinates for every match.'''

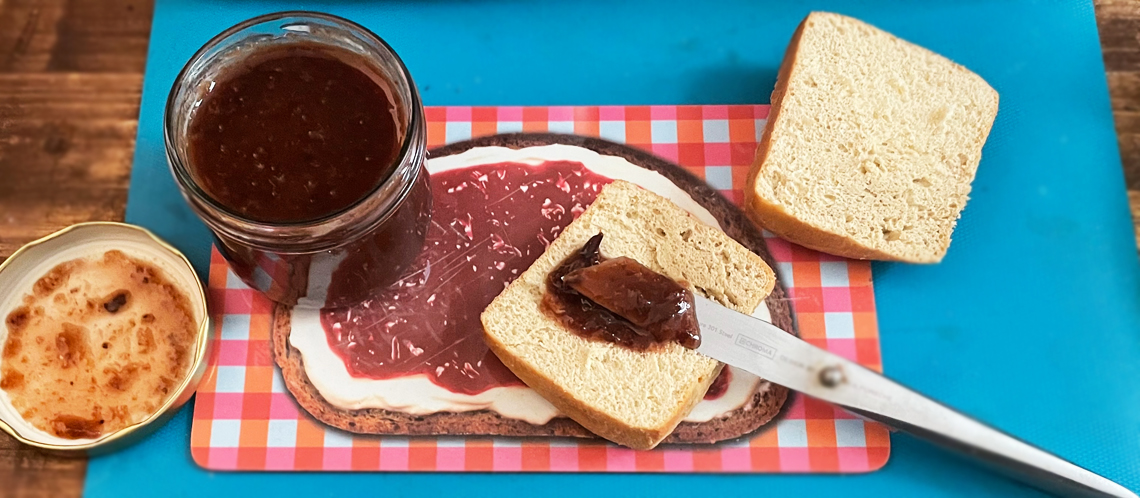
[190,105,889,472]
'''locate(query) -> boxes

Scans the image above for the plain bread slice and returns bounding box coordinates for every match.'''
[747,12,1000,263]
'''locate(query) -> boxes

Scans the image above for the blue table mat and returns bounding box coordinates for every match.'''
[86,0,1140,496]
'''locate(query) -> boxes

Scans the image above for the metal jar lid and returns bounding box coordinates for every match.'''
[0,222,211,455]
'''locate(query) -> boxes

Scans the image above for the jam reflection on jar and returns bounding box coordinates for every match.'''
[164,12,431,308]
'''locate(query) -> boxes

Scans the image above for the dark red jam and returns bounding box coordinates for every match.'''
[321,160,609,394]
[214,173,430,308]
[185,42,431,308]
[704,367,731,400]
[188,44,402,223]
[320,159,728,395]
[542,233,701,351]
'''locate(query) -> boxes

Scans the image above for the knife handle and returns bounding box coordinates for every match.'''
[820,364,1136,498]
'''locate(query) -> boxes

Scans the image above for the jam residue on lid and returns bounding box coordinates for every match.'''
[541,233,701,351]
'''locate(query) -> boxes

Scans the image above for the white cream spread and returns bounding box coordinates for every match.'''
[290,144,771,425]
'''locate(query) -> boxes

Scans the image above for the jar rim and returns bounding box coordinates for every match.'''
[163,11,423,231]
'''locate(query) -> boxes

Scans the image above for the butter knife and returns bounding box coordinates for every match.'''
[693,295,1135,498]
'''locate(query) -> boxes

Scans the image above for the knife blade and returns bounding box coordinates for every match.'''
[692,294,1135,498]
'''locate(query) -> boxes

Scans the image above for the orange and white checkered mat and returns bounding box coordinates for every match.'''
[190,105,889,472]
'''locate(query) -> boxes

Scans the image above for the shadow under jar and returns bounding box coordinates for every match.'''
[165,12,431,309]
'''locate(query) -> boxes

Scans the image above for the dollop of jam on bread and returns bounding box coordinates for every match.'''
[542,233,701,351]
[0,250,197,439]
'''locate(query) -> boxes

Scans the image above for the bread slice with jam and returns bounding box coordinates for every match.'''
[480,180,776,450]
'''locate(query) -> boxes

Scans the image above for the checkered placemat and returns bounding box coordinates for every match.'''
[190,105,890,472]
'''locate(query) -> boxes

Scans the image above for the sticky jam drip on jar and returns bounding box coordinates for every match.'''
[541,233,701,351]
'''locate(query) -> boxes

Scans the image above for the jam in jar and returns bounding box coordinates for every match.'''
[165,12,430,308]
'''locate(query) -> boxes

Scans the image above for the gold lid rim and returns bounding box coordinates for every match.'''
[0,222,212,453]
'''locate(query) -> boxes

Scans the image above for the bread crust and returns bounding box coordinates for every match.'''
[746,15,901,263]
[274,298,788,443]
[746,12,1000,264]
[271,133,795,445]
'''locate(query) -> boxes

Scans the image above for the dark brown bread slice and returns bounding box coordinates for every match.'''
[271,133,796,444]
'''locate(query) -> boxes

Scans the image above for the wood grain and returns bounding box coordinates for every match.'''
[0,1,1137,496]
[1098,0,1140,247]
[0,1,153,496]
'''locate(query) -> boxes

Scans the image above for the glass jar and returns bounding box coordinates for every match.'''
[164,12,431,308]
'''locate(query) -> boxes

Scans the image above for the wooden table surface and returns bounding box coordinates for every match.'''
[0,1,1138,496]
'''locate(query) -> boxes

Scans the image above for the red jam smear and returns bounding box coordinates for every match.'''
[321,160,609,394]
[188,46,402,224]
[321,159,733,397]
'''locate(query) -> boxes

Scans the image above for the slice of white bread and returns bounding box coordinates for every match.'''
[747,12,999,263]
[480,180,776,450]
